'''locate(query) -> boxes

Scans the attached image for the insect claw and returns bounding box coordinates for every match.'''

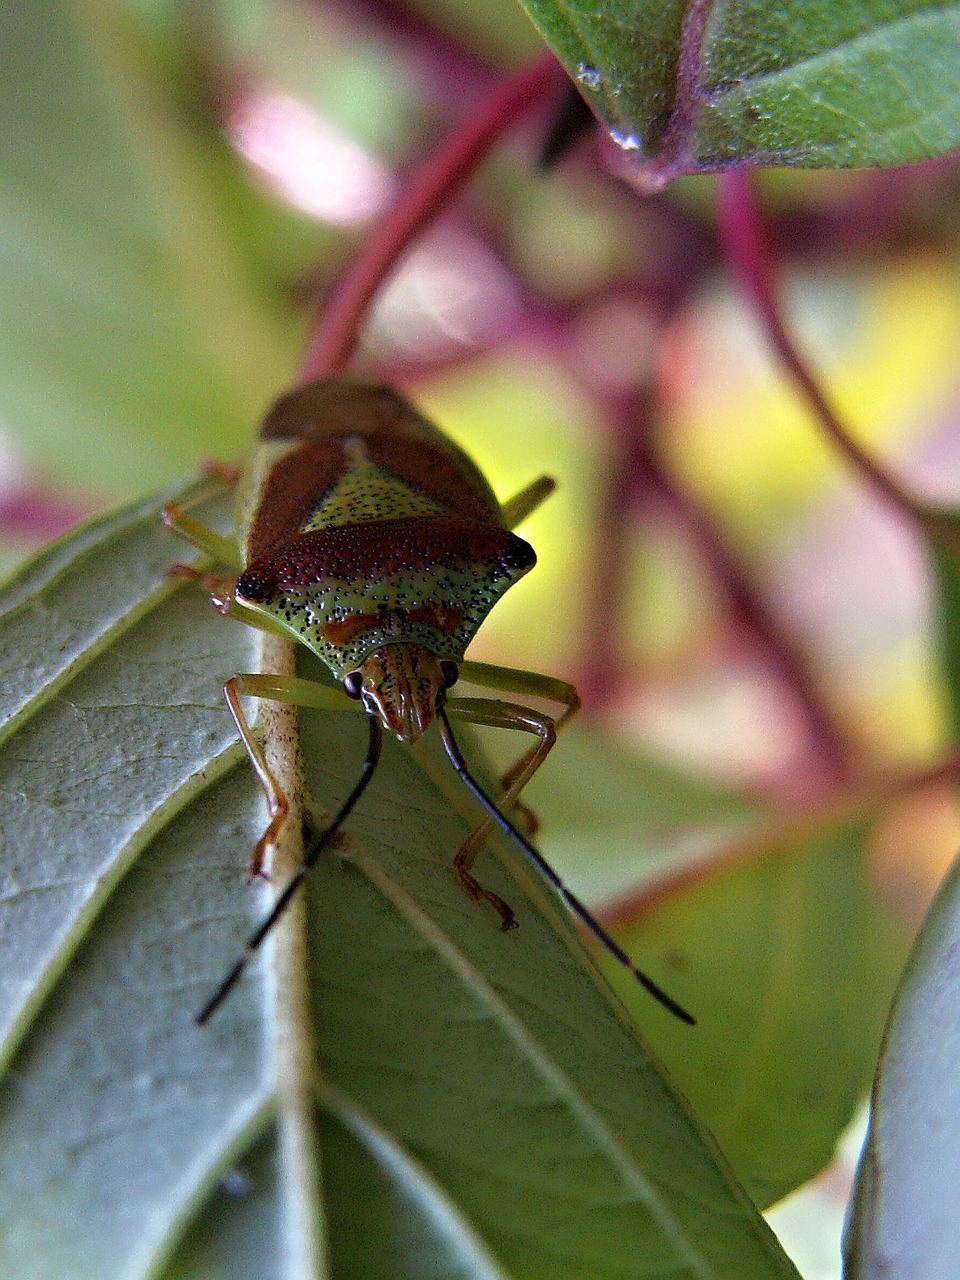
[512,800,539,837]
[455,863,518,930]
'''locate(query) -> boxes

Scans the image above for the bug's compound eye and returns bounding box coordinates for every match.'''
[439,660,459,689]
[342,670,364,700]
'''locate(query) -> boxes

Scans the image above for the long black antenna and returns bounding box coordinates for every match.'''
[196,712,383,1025]
[437,709,695,1026]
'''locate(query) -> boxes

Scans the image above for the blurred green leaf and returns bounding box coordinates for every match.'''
[845,852,960,1277]
[0,491,800,1278]
[606,814,910,1209]
[515,724,759,907]
[929,530,960,735]
[0,0,295,499]
[516,0,960,176]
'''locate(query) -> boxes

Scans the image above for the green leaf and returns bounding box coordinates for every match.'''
[519,725,758,908]
[491,727,909,1208]
[844,851,960,1276]
[929,530,960,736]
[0,489,800,1278]
[605,814,910,1208]
[516,0,960,180]
[0,0,295,498]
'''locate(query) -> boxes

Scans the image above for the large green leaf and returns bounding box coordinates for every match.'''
[0,490,800,1278]
[844,851,960,1276]
[491,716,909,1208]
[516,0,960,178]
[0,0,295,498]
[606,814,910,1209]
[929,530,960,735]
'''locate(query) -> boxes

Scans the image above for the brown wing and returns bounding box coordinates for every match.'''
[251,378,503,556]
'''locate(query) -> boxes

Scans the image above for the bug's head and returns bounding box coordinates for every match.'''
[342,643,458,743]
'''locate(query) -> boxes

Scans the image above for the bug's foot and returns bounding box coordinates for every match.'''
[456,866,518,931]
[166,561,204,581]
[166,563,235,607]
[245,839,273,882]
[245,799,290,882]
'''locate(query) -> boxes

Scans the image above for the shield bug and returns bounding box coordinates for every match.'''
[163,378,692,1025]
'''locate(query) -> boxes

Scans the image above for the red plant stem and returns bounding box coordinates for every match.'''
[717,169,930,525]
[634,436,854,785]
[300,51,565,381]
[601,735,960,928]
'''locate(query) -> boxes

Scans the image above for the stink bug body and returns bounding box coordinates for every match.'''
[163,378,692,1025]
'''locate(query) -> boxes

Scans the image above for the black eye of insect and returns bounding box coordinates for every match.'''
[440,660,459,689]
[342,670,363,700]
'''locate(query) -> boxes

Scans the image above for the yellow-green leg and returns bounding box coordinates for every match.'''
[459,660,580,824]
[161,471,244,571]
[223,673,354,877]
[443,664,579,927]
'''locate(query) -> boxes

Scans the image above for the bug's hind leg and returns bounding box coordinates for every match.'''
[501,475,555,529]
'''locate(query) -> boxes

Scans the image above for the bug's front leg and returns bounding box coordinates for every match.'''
[224,673,355,877]
[224,676,288,879]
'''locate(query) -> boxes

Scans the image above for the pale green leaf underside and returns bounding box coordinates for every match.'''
[845,852,960,1276]
[0,489,798,1278]
[517,0,960,176]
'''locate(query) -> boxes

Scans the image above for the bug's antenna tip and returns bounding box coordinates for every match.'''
[436,708,696,1028]
[635,969,696,1025]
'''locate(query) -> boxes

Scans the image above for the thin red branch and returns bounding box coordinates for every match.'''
[717,169,931,525]
[601,737,960,927]
[300,51,565,381]
[634,437,854,786]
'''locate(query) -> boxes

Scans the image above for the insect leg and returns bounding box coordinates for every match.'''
[162,504,243,571]
[500,475,555,529]
[224,673,354,877]
[161,465,243,568]
[442,695,564,928]
[197,711,382,1024]
[457,661,580,830]
[437,709,694,1025]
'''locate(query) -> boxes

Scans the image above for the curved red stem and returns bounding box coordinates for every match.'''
[718,169,930,526]
[300,51,565,381]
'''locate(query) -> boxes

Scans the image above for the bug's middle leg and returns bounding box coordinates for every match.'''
[457,661,580,834]
[442,696,565,929]
[224,673,353,877]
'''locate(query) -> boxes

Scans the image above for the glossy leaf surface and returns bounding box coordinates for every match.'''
[516,0,960,181]
[845,852,960,1276]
